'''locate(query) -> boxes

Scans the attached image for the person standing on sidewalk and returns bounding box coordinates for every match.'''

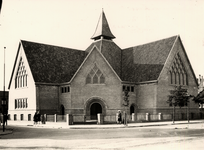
[37,111,41,124]
[118,110,122,124]
[33,112,38,125]
[4,114,8,126]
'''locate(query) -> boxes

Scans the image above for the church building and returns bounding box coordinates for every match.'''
[8,11,199,122]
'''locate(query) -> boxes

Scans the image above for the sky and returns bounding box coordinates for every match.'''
[0,0,204,91]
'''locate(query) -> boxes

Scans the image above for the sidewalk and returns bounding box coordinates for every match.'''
[1,120,204,135]
[0,124,13,135]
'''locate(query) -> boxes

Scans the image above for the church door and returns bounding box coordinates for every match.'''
[60,105,65,115]
[90,103,102,120]
[130,105,134,115]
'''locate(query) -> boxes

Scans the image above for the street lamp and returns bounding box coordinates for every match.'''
[2,47,6,132]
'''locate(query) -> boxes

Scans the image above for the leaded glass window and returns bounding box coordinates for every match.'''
[86,64,105,84]
[169,53,188,85]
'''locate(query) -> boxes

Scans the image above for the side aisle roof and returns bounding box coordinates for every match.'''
[122,36,178,82]
[8,40,87,88]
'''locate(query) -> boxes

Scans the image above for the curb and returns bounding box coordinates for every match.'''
[5,120,204,130]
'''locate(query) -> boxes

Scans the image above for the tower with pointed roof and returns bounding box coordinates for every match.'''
[91,9,115,41]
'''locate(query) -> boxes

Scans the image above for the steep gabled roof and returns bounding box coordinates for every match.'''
[91,10,115,40]
[122,36,178,82]
[21,40,87,83]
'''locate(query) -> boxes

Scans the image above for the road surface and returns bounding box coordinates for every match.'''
[0,122,204,149]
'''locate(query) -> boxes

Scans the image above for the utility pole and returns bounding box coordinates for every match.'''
[2,47,6,132]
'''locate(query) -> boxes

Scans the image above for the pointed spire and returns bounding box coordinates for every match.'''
[91,9,115,41]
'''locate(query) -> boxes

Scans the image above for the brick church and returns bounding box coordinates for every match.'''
[8,11,199,122]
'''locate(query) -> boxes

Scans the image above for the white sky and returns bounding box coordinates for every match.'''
[0,0,204,91]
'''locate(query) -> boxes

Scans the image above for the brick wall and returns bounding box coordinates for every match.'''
[157,37,198,114]
[135,83,157,114]
[63,47,122,118]
[36,85,59,114]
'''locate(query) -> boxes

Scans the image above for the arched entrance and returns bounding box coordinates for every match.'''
[130,105,134,115]
[90,103,102,120]
[85,97,107,121]
[60,105,65,115]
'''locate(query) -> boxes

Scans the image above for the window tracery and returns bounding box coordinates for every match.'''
[169,54,188,85]
[86,64,105,84]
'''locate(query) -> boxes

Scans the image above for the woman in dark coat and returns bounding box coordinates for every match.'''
[37,111,41,124]
[118,110,122,124]
[33,112,38,125]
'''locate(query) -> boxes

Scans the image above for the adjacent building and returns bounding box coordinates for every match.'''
[8,11,199,122]
[198,75,204,93]
[0,91,9,115]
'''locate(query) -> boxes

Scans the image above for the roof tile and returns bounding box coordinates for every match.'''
[22,40,87,83]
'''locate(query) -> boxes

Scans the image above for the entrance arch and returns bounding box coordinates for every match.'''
[90,103,102,120]
[130,105,135,115]
[60,105,65,115]
[85,97,107,120]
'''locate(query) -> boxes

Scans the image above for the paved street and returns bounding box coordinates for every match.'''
[0,122,204,149]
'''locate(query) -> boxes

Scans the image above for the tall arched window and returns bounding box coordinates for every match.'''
[176,72,179,85]
[86,74,91,84]
[169,53,188,86]
[172,71,176,84]
[169,71,172,84]
[100,74,105,83]
[93,74,98,84]
[180,73,183,85]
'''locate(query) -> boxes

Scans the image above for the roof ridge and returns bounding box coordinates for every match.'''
[21,40,84,52]
[123,35,178,50]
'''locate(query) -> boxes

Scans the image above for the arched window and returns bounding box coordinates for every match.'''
[176,72,179,85]
[184,73,187,85]
[86,74,91,84]
[180,73,183,85]
[86,64,105,84]
[100,74,105,83]
[172,71,176,84]
[93,74,98,84]
[15,57,28,88]
[169,71,172,84]
[169,53,188,85]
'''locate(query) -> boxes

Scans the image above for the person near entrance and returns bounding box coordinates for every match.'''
[118,110,122,124]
